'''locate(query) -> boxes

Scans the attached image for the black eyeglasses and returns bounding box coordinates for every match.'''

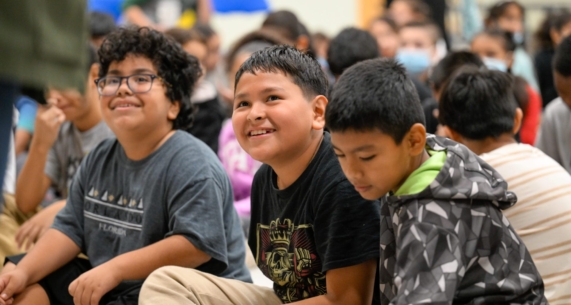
[94,74,169,96]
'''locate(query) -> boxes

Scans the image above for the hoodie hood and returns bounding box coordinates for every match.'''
[388,134,517,210]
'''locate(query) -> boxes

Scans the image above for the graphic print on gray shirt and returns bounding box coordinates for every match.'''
[44,121,114,198]
[52,130,251,287]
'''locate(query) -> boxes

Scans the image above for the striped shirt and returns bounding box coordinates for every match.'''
[480,143,571,305]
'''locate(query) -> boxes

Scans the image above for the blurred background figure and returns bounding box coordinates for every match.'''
[534,10,571,107]
[368,17,400,59]
[122,0,211,30]
[89,11,117,48]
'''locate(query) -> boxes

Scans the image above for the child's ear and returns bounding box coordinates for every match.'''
[311,95,328,130]
[89,63,100,86]
[168,100,181,121]
[512,107,523,135]
[406,123,427,156]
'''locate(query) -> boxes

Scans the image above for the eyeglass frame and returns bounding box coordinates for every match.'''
[94,74,171,96]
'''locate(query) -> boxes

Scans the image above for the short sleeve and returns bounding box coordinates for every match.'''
[15,100,37,134]
[313,179,381,271]
[535,108,560,163]
[51,161,86,251]
[165,166,231,274]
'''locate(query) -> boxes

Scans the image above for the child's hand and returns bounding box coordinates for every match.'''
[32,99,66,152]
[0,269,29,304]
[68,262,122,305]
[15,200,65,250]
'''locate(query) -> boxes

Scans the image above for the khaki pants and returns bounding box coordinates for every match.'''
[139,267,282,305]
[0,193,34,269]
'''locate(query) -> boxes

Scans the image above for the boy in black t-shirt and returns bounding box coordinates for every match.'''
[326,58,546,304]
[139,45,381,305]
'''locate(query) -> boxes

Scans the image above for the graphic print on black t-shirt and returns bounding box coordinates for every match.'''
[256,218,326,303]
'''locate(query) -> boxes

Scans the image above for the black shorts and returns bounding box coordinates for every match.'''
[5,254,140,305]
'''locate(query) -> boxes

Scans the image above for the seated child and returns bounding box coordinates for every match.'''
[325,58,546,304]
[14,45,114,249]
[0,27,250,305]
[423,51,484,134]
[369,17,400,59]
[327,27,379,79]
[439,67,571,304]
[165,27,225,153]
[535,34,571,174]
[471,28,541,145]
[138,45,381,305]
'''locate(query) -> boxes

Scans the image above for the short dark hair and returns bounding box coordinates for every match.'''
[439,68,518,140]
[370,17,398,33]
[89,11,116,38]
[235,45,328,99]
[326,58,424,144]
[262,10,300,42]
[554,34,571,77]
[327,27,379,76]
[475,28,516,53]
[98,27,202,132]
[192,23,216,40]
[486,1,525,24]
[430,51,484,92]
[225,29,293,73]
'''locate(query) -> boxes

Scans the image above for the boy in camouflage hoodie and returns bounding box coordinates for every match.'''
[325,58,547,304]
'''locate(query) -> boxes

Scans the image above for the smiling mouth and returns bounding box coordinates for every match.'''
[249,129,276,136]
[112,104,140,110]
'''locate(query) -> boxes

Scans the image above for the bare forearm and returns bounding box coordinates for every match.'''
[108,235,211,281]
[16,229,81,284]
[16,141,51,213]
[196,0,211,24]
[290,259,377,305]
[14,130,31,156]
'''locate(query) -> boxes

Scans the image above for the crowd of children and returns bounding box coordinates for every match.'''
[1,0,571,304]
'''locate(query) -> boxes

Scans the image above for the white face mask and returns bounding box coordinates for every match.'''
[483,57,508,72]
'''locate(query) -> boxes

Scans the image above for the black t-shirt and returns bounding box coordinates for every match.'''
[248,132,381,304]
[534,49,558,107]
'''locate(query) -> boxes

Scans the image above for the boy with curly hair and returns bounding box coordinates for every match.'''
[0,27,250,305]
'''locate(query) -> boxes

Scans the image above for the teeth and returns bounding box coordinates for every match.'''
[250,130,272,136]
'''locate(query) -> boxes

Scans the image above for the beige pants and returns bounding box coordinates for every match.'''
[139,267,282,305]
[0,193,33,269]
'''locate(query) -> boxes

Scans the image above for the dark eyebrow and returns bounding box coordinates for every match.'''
[234,86,286,101]
[331,143,376,153]
[107,68,155,76]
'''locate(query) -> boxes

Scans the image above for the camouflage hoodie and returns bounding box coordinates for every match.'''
[379,135,547,305]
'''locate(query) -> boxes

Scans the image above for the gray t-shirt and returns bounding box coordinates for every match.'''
[535,98,571,174]
[45,121,114,198]
[52,130,251,287]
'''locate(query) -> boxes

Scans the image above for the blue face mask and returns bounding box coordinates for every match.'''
[483,57,508,72]
[395,49,431,74]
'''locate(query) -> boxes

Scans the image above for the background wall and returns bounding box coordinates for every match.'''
[211,0,358,50]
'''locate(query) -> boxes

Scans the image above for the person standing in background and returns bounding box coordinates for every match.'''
[0,0,89,204]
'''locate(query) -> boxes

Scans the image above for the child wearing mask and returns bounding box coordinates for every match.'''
[485,0,539,91]
[471,29,541,145]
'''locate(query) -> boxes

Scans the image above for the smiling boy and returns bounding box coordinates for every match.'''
[0,27,250,305]
[139,45,381,305]
[326,58,546,304]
